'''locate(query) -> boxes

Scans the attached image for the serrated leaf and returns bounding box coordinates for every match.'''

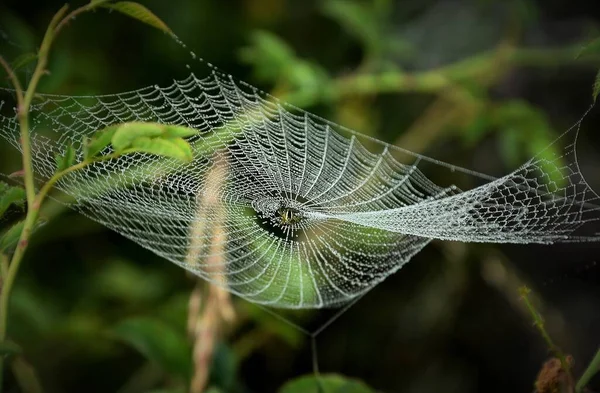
[162,125,199,139]
[85,125,118,159]
[131,137,193,162]
[279,374,375,393]
[111,123,165,151]
[55,144,76,172]
[103,2,173,36]
[0,220,24,251]
[110,317,191,379]
[11,52,37,72]
[0,183,26,216]
[576,37,600,59]
[593,68,600,102]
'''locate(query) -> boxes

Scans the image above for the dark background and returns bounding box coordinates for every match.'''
[1,0,600,392]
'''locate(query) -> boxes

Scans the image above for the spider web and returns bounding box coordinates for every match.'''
[0,70,599,309]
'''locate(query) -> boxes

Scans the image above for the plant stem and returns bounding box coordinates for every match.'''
[577,348,600,393]
[519,286,574,391]
[18,5,68,207]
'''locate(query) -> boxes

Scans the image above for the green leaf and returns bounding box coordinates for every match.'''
[131,137,194,162]
[110,317,191,379]
[576,37,600,59]
[111,122,165,151]
[0,182,26,216]
[55,144,76,172]
[166,137,194,161]
[0,220,24,251]
[90,0,114,5]
[11,52,37,72]
[85,125,118,159]
[0,340,22,357]
[103,2,173,36]
[162,125,199,139]
[593,68,600,102]
[279,374,375,393]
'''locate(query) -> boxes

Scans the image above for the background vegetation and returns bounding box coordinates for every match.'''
[1,0,600,392]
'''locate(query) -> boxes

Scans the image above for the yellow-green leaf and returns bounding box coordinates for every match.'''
[131,137,193,162]
[85,125,118,159]
[103,2,173,36]
[163,125,199,139]
[111,122,164,151]
[167,137,194,161]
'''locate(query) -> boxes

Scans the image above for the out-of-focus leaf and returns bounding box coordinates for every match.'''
[322,0,381,52]
[0,340,22,356]
[11,356,42,393]
[574,37,600,101]
[493,100,565,186]
[499,127,521,168]
[279,374,375,393]
[239,30,329,95]
[93,260,168,303]
[0,220,24,251]
[55,144,76,172]
[84,125,118,159]
[0,182,26,216]
[239,31,296,83]
[102,2,173,36]
[462,112,491,146]
[11,52,36,72]
[593,68,600,102]
[576,37,600,59]
[210,343,238,390]
[242,303,305,347]
[131,136,193,162]
[110,317,191,379]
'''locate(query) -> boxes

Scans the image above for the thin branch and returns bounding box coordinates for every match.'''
[0,56,24,108]
[519,286,574,392]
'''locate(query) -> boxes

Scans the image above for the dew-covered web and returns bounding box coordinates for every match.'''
[1,67,600,312]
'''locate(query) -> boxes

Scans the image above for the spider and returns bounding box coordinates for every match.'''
[277,206,303,226]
